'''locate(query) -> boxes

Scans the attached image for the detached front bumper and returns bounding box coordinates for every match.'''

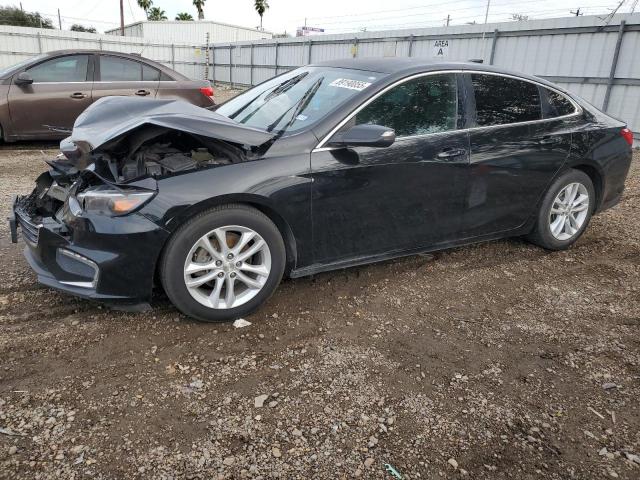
[10,193,170,308]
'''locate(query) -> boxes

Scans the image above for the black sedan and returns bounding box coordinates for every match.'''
[10,58,633,322]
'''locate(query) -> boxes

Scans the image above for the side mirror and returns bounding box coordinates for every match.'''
[15,72,33,86]
[329,124,396,148]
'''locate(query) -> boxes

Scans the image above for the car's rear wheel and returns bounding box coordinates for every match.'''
[160,205,286,322]
[527,169,595,250]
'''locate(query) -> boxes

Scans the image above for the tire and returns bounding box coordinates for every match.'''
[526,169,595,250]
[160,204,286,322]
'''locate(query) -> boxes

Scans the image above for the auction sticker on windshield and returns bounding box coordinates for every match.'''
[329,78,372,91]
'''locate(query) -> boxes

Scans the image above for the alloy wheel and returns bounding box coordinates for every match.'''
[183,225,271,309]
[548,182,590,241]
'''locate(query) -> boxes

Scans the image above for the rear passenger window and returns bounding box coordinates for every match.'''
[100,56,159,82]
[142,64,160,81]
[471,74,541,126]
[546,89,575,117]
[100,56,141,81]
[355,73,458,137]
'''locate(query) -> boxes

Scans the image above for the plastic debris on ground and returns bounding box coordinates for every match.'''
[233,318,252,328]
[384,463,403,479]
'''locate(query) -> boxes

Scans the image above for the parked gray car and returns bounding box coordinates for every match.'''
[0,49,214,141]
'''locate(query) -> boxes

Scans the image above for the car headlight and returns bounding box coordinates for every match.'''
[76,186,155,216]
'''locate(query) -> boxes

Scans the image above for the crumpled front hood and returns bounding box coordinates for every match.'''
[69,96,275,152]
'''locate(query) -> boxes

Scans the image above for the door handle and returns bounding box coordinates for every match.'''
[436,148,466,160]
[70,92,87,99]
[135,89,150,96]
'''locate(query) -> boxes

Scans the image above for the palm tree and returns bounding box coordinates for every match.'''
[137,0,153,19]
[254,0,269,30]
[147,7,167,21]
[193,0,206,20]
[175,12,194,21]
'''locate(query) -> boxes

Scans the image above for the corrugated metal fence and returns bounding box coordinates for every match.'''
[210,13,640,137]
[0,25,209,80]
[0,16,638,136]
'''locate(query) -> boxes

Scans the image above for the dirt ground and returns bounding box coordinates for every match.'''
[0,129,639,479]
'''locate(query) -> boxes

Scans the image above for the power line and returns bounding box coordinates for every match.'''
[297,0,620,28]
[320,5,620,33]
[299,0,615,23]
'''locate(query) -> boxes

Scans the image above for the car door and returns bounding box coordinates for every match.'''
[310,72,470,265]
[7,54,93,138]
[462,73,573,237]
[92,54,160,101]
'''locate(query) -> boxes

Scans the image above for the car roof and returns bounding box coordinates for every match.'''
[311,57,558,89]
[49,49,189,79]
[0,49,189,81]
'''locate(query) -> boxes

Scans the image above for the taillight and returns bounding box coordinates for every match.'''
[199,86,214,98]
[621,127,633,146]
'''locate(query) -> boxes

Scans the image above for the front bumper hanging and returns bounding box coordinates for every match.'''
[9,192,168,308]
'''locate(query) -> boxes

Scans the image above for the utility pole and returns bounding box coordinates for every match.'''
[570,8,583,16]
[446,14,450,26]
[120,0,125,36]
[19,2,23,11]
[57,9,62,29]
[484,0,491,24]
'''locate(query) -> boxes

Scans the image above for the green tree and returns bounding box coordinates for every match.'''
[0,6,54,29]
[137,0,153,19]
[147,7,167,21]
[175,12,194,21]
[70,24,97,33]
[254,0,269,30]
[193,0,206,20]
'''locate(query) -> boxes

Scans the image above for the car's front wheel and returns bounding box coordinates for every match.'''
[527,169,595,250]
[160,205,286,322]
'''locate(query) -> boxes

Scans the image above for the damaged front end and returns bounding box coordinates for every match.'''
[10,96,274,308]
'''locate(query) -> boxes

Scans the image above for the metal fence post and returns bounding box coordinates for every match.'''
[171,44,176,70]
[352,37,358,58]
[307,41,312,64]
[229,45,234,88]
[211,46,216,86]
[203,34,210,81]
[99,38,103,50]
[250,43,254,86]
[489,29,499,65]
[36,32,42,53]
[408,34,414,57]
[274,41,279,75]
[603,20,626,112]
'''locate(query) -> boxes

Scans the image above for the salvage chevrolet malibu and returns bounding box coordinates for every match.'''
[9,58,633,322]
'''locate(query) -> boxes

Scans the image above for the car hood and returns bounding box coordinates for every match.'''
[69,96,275,152]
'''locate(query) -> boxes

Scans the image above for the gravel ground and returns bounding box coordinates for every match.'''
[0,117,639,479]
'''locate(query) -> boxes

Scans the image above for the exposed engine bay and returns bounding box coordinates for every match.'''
[90,128,247,183]
[26,127,252,226]
[18,96,277,225]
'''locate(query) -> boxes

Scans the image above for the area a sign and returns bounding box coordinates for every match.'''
[432,39,449,58]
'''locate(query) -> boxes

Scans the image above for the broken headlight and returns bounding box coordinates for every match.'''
[76,186,155,216]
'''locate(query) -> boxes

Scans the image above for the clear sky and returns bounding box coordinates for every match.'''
[15,0,636,35]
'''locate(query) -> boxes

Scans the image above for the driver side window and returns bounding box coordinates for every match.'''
[354,73,458,137]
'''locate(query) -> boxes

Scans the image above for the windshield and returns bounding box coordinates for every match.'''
[216,67,384,134]
[0,54,45,78]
